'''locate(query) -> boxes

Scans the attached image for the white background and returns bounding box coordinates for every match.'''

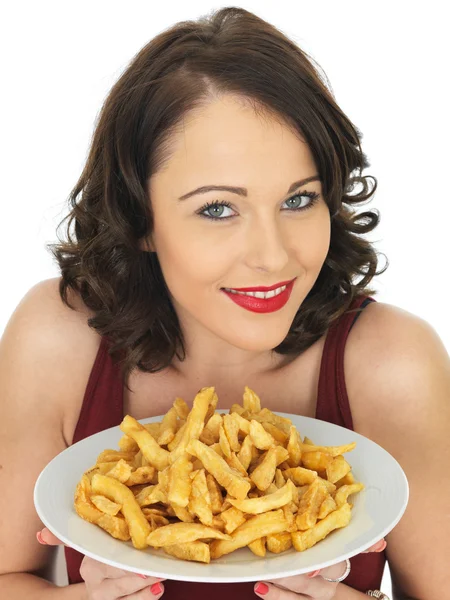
[1,1,449,595]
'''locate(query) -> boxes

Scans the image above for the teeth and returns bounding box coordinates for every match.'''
[224,285,287,299]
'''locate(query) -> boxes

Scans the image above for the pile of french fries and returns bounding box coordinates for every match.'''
[74,386,364,563]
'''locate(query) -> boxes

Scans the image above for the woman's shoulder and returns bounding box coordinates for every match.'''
[344,299,449,441]
[1,277,102,440]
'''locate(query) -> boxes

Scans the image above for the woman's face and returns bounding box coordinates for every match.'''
[146,95,331,355]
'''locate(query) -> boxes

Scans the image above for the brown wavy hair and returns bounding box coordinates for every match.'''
[48,6,388,384]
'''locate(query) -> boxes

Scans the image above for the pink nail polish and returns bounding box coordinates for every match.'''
[376,540,387,552]
[137,574,148,579]
[36,531,48,545]
[150,582,163,595]
[307,569,321,578]
[255,582,269,595]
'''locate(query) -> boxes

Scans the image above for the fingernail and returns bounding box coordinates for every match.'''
[137,574,148,579]
[150,582,163,595]
[375,540,387,552]
[255,582,269,595]
[36,531,48,545]
[307,569,321,578]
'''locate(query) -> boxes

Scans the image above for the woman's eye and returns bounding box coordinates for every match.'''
[198,202,235,220]
[282,192,318,210]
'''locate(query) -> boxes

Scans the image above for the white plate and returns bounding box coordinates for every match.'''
[34,411,408,583]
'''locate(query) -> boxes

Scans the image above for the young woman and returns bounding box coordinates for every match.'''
[1,7,448,600]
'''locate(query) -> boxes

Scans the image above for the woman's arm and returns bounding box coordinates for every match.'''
[0,279,100,598]
[345,302,450,600]
[0,573,86,599]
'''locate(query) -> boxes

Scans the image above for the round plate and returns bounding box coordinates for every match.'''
[34,411,408,583]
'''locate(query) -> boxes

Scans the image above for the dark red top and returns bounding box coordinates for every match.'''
[65,295,386,597]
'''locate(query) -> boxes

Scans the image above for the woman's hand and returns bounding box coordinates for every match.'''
[254,539,387,599]
[37,527,166,599]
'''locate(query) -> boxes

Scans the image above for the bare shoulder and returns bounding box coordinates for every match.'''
[344,300,449,439]
[1,277,101,443]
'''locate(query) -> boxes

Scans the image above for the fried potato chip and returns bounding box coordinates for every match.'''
[221,506,246,534]
[206,473,223,514]
[223,413,241,452]
[91,474,151,549]
[120,416,170,472]
[334,482,365,507]
[164,541,210,563]
[248,537,266,557]
[236,434,253,471]
[250,446,277,491]
[243,386,261,413]
[295,478,328,531]
[326,455,352,484]
[301,451,333,472]
[287,426,302,467]
[267,532,293,553]
[262,422,288,444]
[210,509,287,559]
[228,480,294,514]
[168,454,193,508]
[147,522,231,547]
[173,397,190,420]
[171,387,215,462]
[90,494,122,516]
[158,407,178,446]
[125,466,156,486]
[318,495,337,519]
[188,469,213,526]
[292,502,352,551]
[187,439,251,500]
[249,420,276,450]
[300,442,356,457]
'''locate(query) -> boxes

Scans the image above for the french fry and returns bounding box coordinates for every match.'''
[267,532,293,553]
[326,455,352,484]
[147,522,231,547]
[91,474,151,549]
[301,451,332,472]
[186,439,251,500]
[170,387,215,462]
[164,541,210,563]
[228,481,294,514]
[90,494,121,516]
[188,469,213,526]
[221,506,247,534]
[173,397,190,420]
[249,420,276,450]
[210,509,287,558]
[334,483,365,507]
[223,414,241,452]
[295,478,328,530]
[120,416,170,471]
[248,537,266,557]
[243,386,261,413]
[250,446,278,491]
[292,503,352,551]
[158,407,178,446]
[300,442,356,457]
[168,454,193,508]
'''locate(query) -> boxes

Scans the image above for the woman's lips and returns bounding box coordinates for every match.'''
[221,279,295,313]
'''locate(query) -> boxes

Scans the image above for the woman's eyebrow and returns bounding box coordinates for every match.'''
[177,175,321,201]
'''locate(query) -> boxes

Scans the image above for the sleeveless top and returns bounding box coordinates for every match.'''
[65,294,386,597]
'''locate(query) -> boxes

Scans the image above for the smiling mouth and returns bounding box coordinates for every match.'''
[222,285,287,300]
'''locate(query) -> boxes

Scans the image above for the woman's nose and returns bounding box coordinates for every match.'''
[244,218,290,273]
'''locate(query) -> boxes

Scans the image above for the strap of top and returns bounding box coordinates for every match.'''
[316,295,376,430]
[72,335,123,444]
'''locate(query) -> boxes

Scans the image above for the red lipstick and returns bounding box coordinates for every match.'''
[221,278,296,314]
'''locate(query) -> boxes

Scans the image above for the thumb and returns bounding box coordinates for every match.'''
[37,527,64,546]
